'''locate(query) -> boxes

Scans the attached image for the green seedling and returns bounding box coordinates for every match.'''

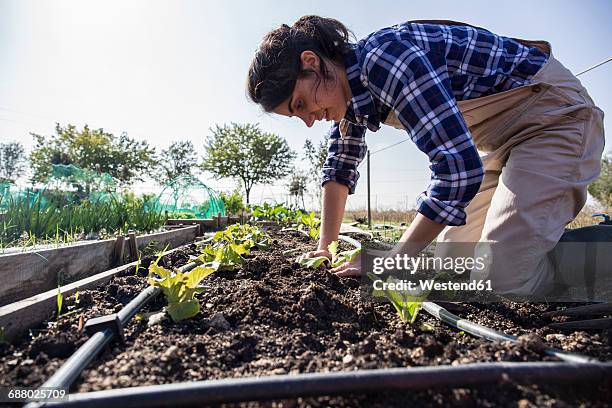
[251,202,303,224]
[297,211,321,240]
[328,241,362,268]
[420,322,435,332]
[299,256,330,269]
[56,286,63,319]
[213,224,269,249]
[299,241,362,269]
[147,252,218,322]
[368,273,427,324]
[198,224,270,269]
[197,242,249,270]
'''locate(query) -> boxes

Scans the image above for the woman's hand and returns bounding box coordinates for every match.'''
[330,256,362,277]
[296,249,332,264]
[297,249,362,276]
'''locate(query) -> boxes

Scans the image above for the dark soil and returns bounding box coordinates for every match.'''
[1,229,610,407]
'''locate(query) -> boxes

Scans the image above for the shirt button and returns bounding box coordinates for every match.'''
[532,84,542,93]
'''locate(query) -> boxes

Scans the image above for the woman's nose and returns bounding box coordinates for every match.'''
[301,114,315,128]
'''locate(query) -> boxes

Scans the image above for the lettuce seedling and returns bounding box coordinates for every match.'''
[197,242,250,270]
[147,253,218,322]
[213,224,269,249]
[297,211,321,240]
[299,241,362,269]
[251,203,297,223]
[328,241,362,268]
[299,256,330,269]
[367,273,427,324]
[197,224,270,270]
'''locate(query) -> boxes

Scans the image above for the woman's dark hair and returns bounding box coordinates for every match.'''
[247,15,352,112]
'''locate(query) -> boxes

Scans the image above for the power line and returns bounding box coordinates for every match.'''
[0,106,56,121]
[370,139,410,155]
[575,56,612,77]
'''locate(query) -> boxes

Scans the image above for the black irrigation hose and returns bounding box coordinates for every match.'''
[421,302,598,364]
[339,237,601,364]
[46,362,612,408]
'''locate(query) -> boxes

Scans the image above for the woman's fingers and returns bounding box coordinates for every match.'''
[334,267,362,277]
[296,250,331,263]
[330,262,348,273]
[331,261,362,276]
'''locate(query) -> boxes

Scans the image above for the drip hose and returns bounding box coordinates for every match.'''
[46,362,612,408]
[421,302,597,363]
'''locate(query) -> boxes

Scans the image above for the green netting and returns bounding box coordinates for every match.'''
[158,175,225,218]
[0,168,225,246]
[0,183,47,211]
[50,164,116,200]
[0,182,10,198]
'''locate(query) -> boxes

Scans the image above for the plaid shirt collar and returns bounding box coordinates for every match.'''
[342,44,381,133]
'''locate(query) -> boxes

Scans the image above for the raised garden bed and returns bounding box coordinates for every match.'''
[0,226,200,306]
[0,228,610,406]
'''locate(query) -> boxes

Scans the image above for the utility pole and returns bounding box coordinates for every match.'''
[367,150,372,229]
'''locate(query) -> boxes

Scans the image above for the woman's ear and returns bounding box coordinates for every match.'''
[300,50,320,71]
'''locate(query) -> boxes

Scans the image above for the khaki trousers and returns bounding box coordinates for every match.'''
[384,40,605,295]
[439,41,605,295]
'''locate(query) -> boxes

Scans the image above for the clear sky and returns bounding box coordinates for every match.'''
[1,0,610,210]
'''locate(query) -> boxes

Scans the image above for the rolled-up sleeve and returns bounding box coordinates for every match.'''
[363,39,484,226]
[321,121,368,194]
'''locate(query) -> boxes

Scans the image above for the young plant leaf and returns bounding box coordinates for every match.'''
[167,300,201,322]
[299,256,330,269]
[300,244,362,270]
[328,241,338,258]
[56,286,63,318]
[331,247,362,268]
[147,261,217,322]
[367,273,426,325]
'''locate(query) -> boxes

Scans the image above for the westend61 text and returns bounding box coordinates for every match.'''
[371,254,486,275]
[372,279,493,292]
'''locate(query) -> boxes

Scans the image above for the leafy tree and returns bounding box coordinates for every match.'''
[220,188,246,215]
[30,123,156,188]
[0,142,26,183]
[156,141,198,185]
[588,153,612,207]
[287,171,308,209]
[303,136,329,201]
[201,123,295,204]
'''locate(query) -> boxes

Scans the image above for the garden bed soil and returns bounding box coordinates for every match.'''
[0,229,610,407]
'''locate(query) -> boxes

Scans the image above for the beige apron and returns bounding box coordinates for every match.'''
[382,20,605,295]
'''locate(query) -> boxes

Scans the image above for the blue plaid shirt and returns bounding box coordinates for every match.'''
[321,22,548,226]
